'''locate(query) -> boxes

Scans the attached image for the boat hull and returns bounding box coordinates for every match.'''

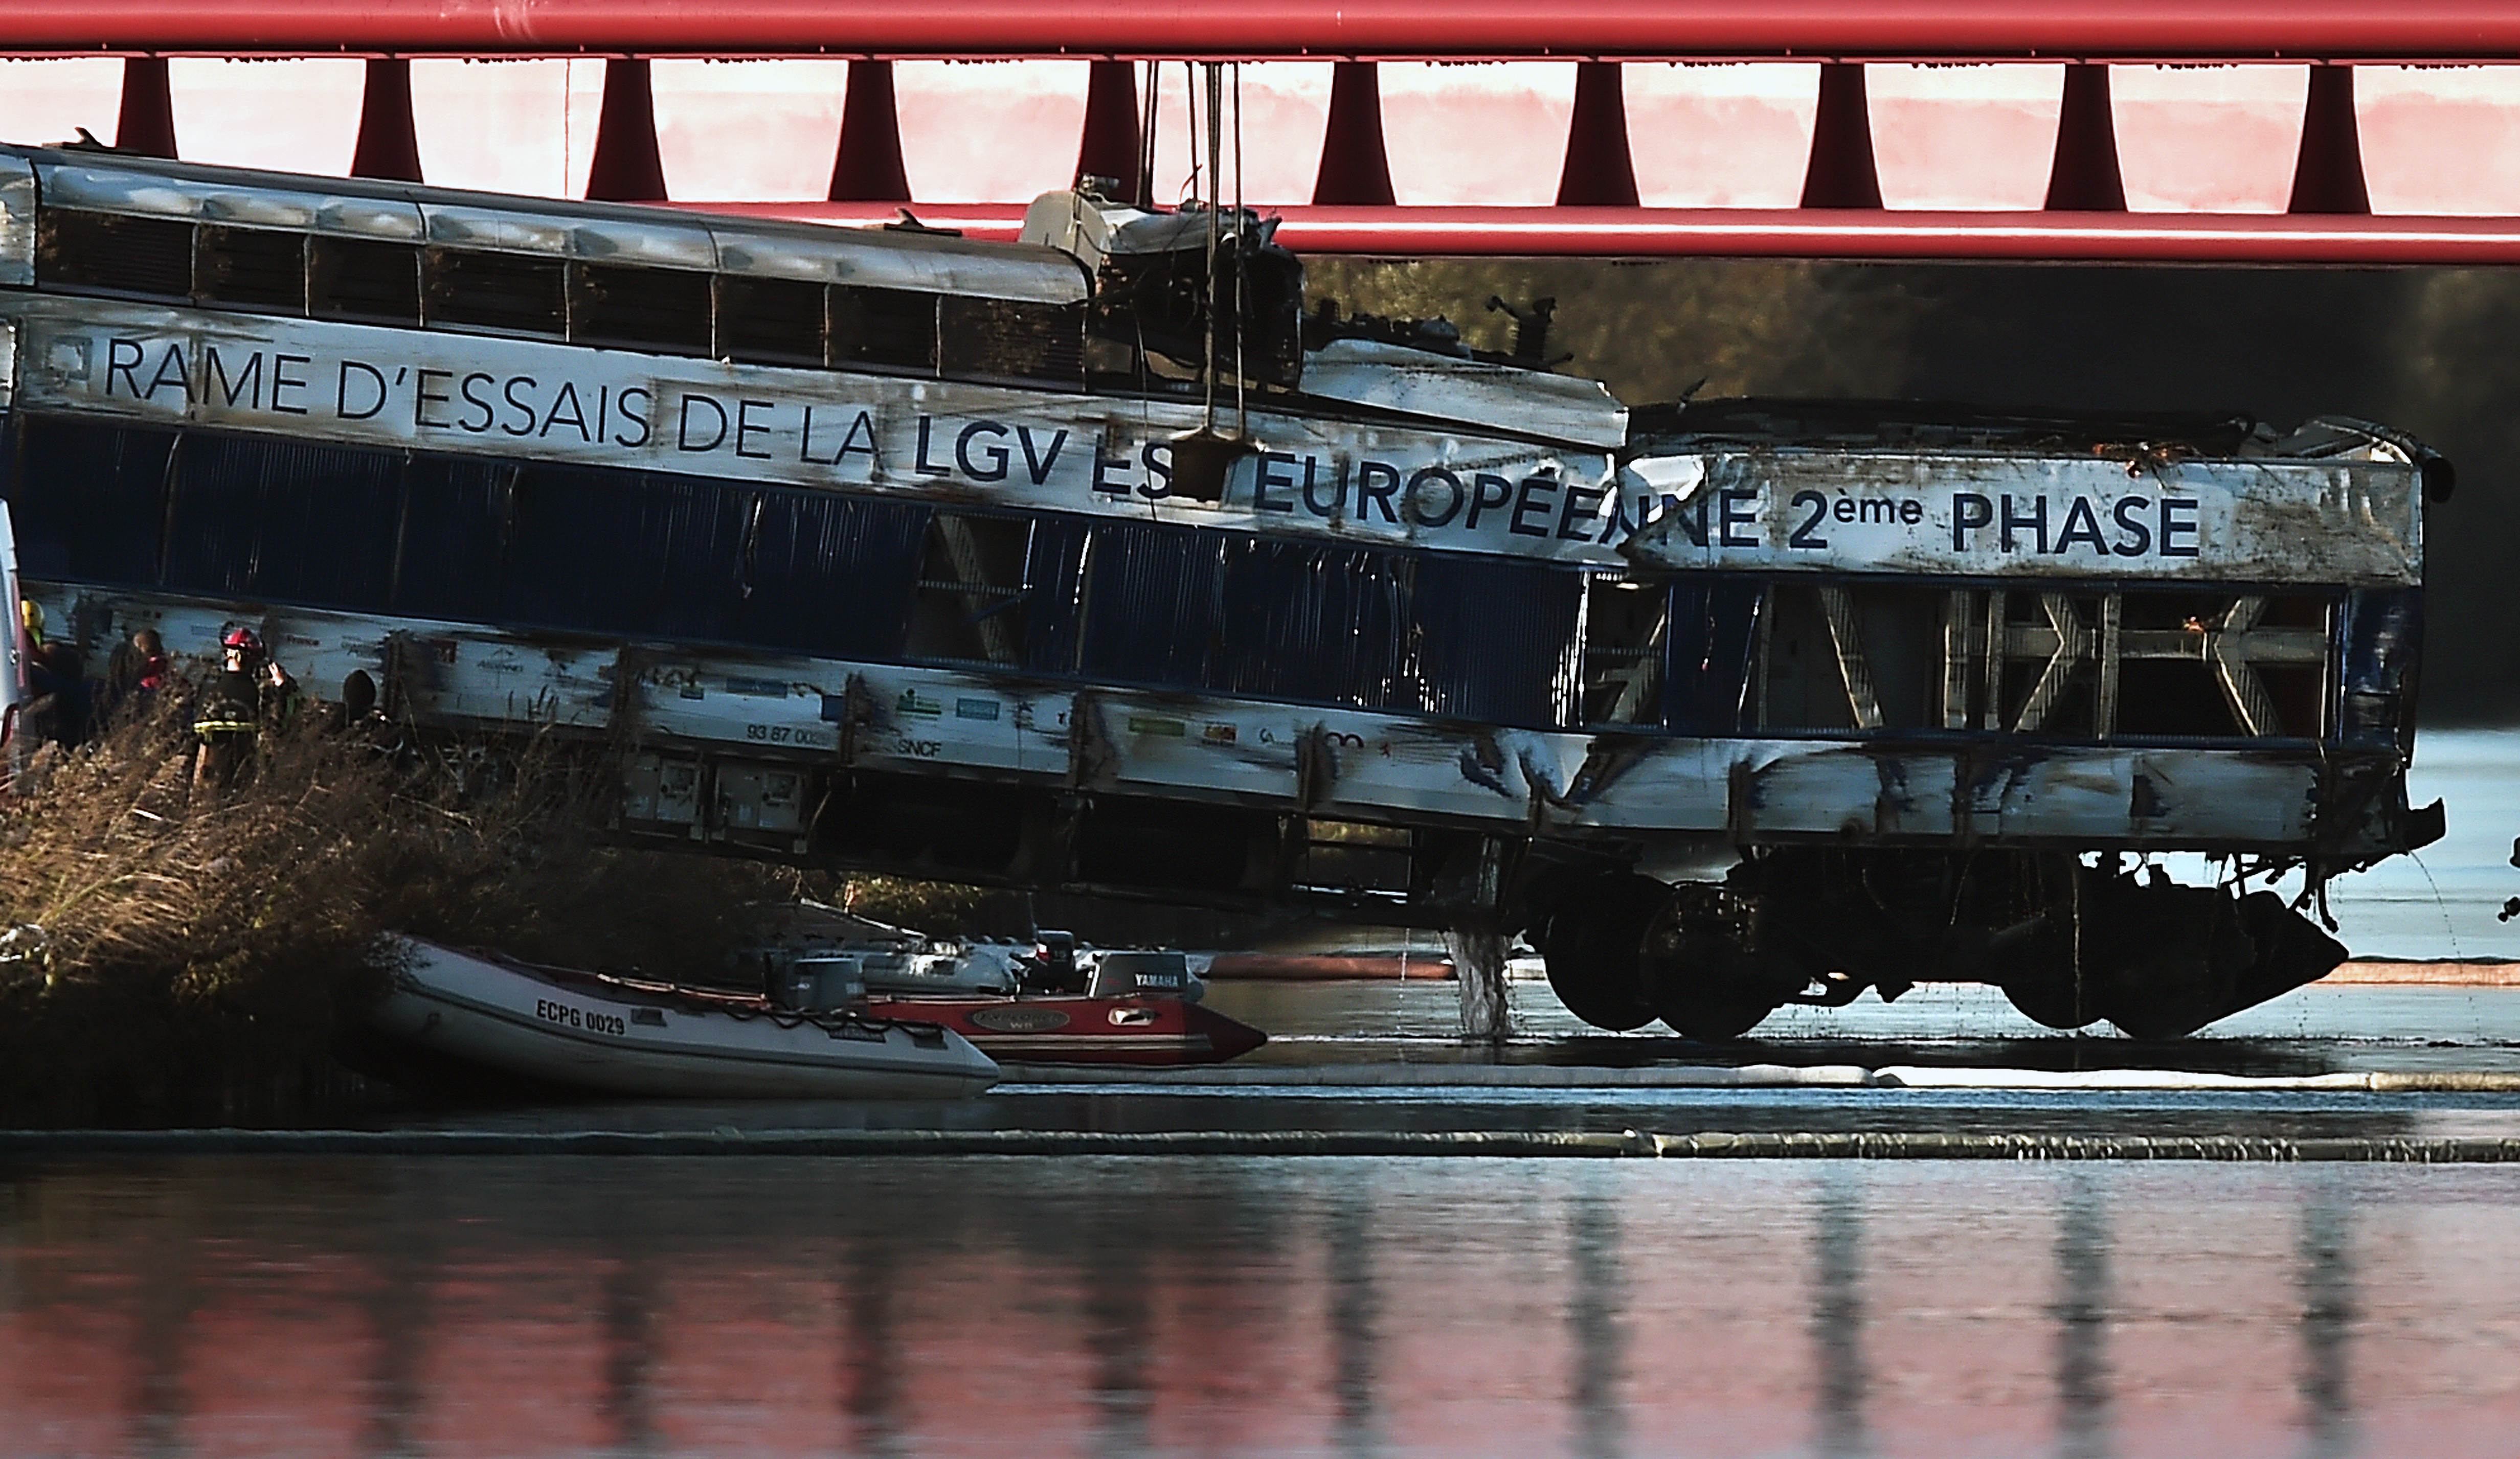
[863,993,1268,1066]
[372,940,1000,1099]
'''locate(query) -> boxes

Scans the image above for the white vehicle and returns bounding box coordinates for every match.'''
[370,938,1000,1099]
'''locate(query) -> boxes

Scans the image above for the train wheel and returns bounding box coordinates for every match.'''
[1539,873,1666,1031]
[1995,952,2097,1033]
[1640,886,1791,1042]
[2096,884,2255,1040]
[2000,965,2102,1031]
[1655,982,1783,1042]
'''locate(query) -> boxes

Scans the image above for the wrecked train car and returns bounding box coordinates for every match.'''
[0,143,2444,1038]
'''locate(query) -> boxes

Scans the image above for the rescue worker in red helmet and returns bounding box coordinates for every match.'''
[192,627,296,792]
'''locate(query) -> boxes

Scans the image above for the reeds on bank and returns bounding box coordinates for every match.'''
[0,701,794,1122]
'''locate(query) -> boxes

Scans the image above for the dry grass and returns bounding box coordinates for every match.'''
[0,703,797,1122]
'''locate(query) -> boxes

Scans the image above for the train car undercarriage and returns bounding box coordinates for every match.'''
[1532,849,2359,1042]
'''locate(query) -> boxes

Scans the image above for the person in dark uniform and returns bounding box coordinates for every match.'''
[193,628,295,792]
[98,626,168,724]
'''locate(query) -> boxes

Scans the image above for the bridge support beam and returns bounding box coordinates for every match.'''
[1074,59,1142,201]
[1800,62,1881,209]
[585,57,667,201]
[1557,61,1639,208]
[351,58,424,183]
[2044,63,2125,211]
[829,58,912,202]
[115,56,177,158]
[1313,60,1396,206]
[2289,64,2370,214]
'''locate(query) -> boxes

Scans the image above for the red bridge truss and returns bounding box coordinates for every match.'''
[8,2,2520,259]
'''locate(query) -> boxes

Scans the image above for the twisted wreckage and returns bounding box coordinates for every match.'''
[0,141,2446,1038]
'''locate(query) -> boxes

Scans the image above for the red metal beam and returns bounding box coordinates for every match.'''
[687,201,2520,264]
[11,1,2520,62]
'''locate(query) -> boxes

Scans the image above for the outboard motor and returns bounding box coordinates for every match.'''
[1085,951,1202,1002]
[770,954,865,1013]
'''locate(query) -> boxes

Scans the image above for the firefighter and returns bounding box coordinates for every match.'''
[192,628,295,791]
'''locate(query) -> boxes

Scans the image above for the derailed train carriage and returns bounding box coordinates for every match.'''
[0,141,2445,1038]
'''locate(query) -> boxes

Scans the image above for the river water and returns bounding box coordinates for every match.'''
[5,739,2517,1456]
[5,1154,2519,1458]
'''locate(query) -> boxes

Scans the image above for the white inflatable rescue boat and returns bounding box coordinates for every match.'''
[371,938,1000,1099]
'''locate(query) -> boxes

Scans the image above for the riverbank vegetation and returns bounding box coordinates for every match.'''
[0,702,1307,1123]
[0,704,797,1123]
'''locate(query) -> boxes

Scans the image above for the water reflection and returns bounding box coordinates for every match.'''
[600,1256,658,1457]
[1564,1189,1625,1459]
[2297,1189,2356,1459]
[842,1237,905,1459]
[1325,1191,1380,1458]
[2052,1175,2112,1459]
[1810,1176,1870,1459]
[0,1158,2509,1458]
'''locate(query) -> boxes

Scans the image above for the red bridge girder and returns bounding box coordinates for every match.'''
[5,0,2520,62]
[705,201,2520,264]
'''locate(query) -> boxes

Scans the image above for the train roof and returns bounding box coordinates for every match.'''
[0,140,1088,305]
[1628,398,2442,473]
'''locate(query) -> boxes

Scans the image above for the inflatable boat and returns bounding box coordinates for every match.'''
[370,939,1000,1099]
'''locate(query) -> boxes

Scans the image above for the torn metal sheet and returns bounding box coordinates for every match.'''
[1618,446,2422,586]
[20,583,2410,861]
[0,152,31,289]
[1297,338,1629,449]
[28,146,1087,305]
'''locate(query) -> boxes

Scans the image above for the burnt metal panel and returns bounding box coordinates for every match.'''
[423,247,566,335]
[937,296,1085,389]
[391,454,513,624]
[830,285,938,373]
[734,489,929,662]
[503,464,749,641]
[36,209,192,301]
[1665,580,1761,735]
[569,260,712,356]
[7,414,171,586]
[162,429,402,612]
[194,224,308,314]
[715,273,825,368]
[1076,521,1226,691]
[1408,554,1580,730]
[308,236,420,326]
[1210,538,1410,710]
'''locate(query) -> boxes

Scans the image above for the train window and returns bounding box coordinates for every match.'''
[194,224,307,314]
[423,247,567,336]
[939,297,1086,389]
[1760,583,1944,734]
[569,261,713,356]
[36,209,193,300]
[1578,577,1668,726]
[2108,591,2329,740]
[906,514,1032,667]
[716,275,827,367]
[830,285,939,373]
[310,236,421,325]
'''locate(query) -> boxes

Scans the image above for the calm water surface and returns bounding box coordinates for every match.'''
[5,1155,2518,1458]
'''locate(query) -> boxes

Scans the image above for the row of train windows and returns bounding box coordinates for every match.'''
[1,418,1753,736]
[29,209,1087,387]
